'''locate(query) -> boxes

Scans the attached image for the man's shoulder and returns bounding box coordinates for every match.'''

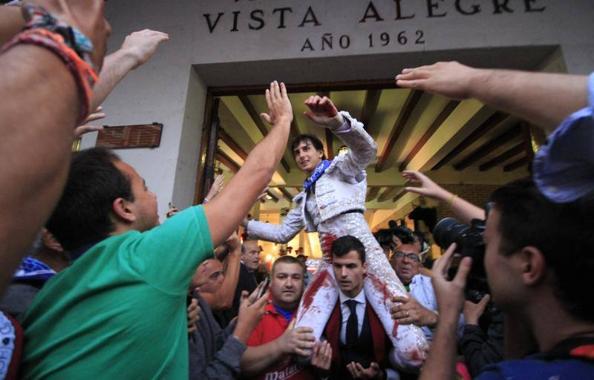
[410,274,433,289]
[411,273,432,282]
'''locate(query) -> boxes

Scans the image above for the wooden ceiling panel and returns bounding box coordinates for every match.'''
[330,90,365,121]
[368,89,411,148]
[218,141,245,166]
[377,186,401,202]
[218,100,256,154]
[366,186,381,202]
[479,142,525,171]
[431,111,508,170]
[399,98,459,171]
[409,99,491,171]
[360,90,381,128]
[380,91,435,170]
[504,155,530,172]
[474,133,525,167]
[453,124,523,170]
[375,90,423,172]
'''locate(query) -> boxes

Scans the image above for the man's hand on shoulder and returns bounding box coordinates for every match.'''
[311,340,332,371]
[275,319,316,357]
[391,295,438,328]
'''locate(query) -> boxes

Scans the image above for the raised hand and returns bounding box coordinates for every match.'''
[463,294,490,325]
[395,61,479,100]
[204,174,224,203]
[260,81,293,126]
[119,29,170,70]
[432,243,472,318]
[402,170,450,201]
[304,95,343,129]
[73,107,105,138]
[234,288,269,342]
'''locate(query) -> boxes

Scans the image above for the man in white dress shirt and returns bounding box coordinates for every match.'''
[324,235,394,380]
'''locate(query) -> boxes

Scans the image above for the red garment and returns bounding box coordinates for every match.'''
[247,303,315,380]
[324,301,389,370]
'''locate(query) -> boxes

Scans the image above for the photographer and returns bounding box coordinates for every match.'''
[421,178,594,379]
[403,171,503,375]
[398,63,594,379]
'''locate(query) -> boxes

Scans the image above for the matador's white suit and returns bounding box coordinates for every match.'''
[246,112,428,368]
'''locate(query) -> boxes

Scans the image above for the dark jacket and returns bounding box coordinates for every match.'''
[189,294,246,380]
[459,307,504,377]
[324,301,390,379]
[217,263,257,327]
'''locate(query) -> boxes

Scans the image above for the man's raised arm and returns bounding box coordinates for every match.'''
[0,5,25,45]
[204,81,292,246]
[396,61,588,134]
[0,0,109,292]
[91,29,169,111]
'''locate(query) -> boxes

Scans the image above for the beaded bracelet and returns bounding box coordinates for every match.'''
[1,28,98,124]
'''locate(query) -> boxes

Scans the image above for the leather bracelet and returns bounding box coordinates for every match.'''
[1,28,98,124]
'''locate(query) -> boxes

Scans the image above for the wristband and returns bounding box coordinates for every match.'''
[21,4,94,68]
[1,28,98,123]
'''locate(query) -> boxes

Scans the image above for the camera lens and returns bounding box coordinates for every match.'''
[432,217,470,250]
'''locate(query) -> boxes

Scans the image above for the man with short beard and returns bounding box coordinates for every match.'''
[241,256,332,380]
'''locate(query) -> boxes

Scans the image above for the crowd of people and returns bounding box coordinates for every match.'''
[0,1,593,379]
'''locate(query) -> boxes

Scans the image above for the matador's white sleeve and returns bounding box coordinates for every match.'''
[245,203,304,243]
[332,111,377,178]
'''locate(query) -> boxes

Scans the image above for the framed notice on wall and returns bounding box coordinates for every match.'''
[96,123,163,149]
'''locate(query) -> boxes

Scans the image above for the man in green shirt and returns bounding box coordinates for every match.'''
[21,81,293,379]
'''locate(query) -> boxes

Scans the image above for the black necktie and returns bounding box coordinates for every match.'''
[345,299,358,346]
